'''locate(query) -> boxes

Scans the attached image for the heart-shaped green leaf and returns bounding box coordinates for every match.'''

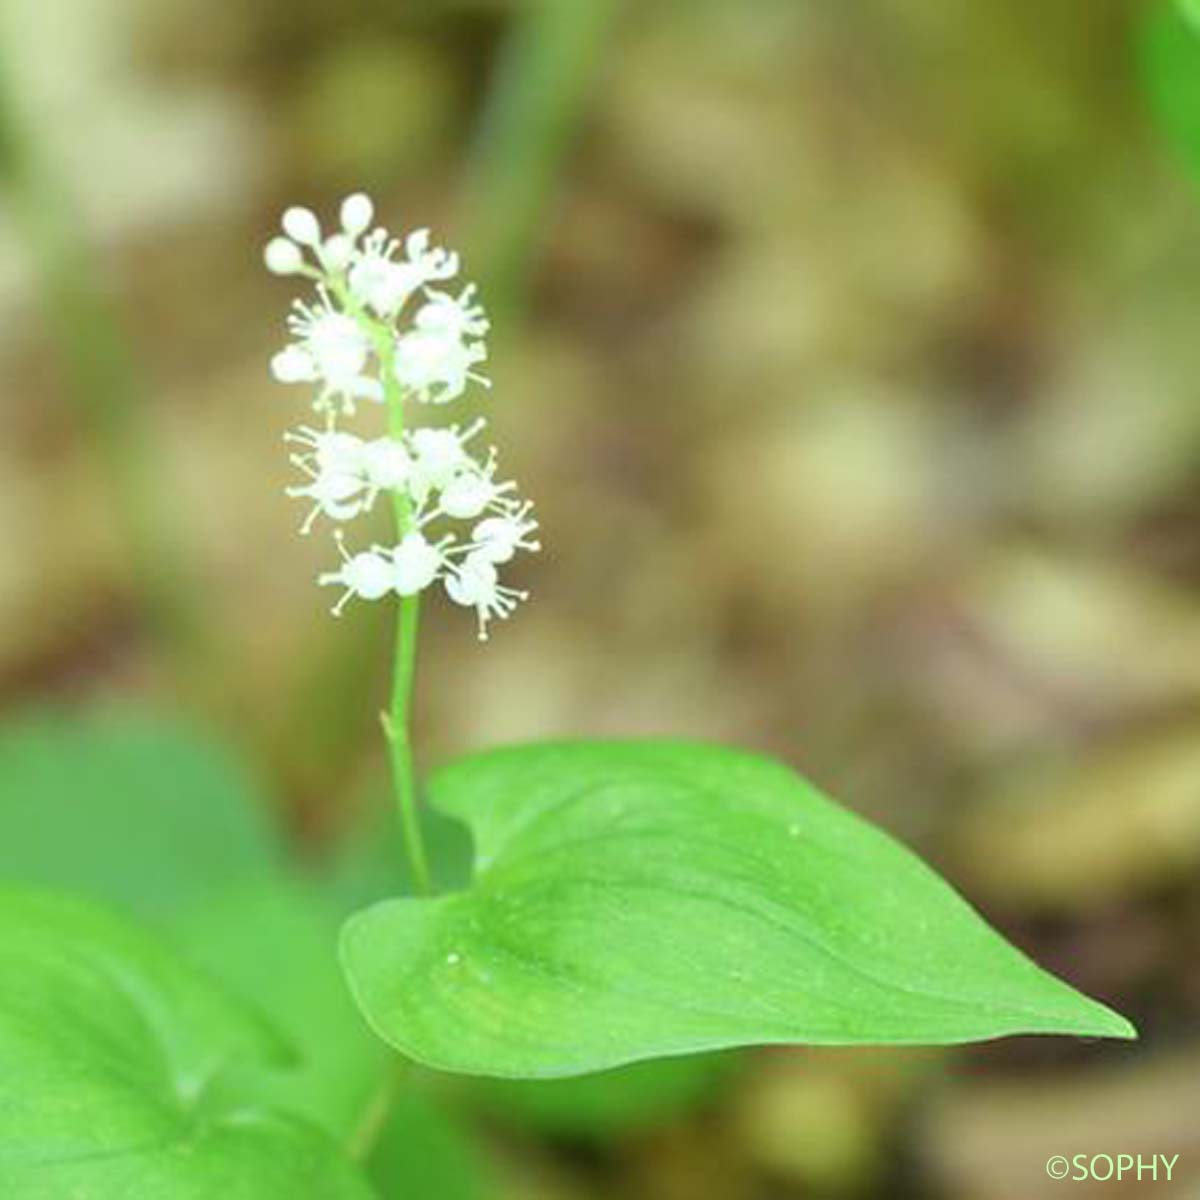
[0,887,374,1199]
[341,742,1134,1079]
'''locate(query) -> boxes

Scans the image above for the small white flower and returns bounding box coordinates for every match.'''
[285,426,366,475]
[288,291,368,382]
[444,552,529,641]
[319,535,395,616]
[271,345,318,384]
[392,284,491,405]
[282,288,378,413]
[360,437,412,492]
[402,228,460,288]
[285,431,420,531]
[406,420,486,500]
[415,284,490,341]
[346,239,410,318]
[439,473,500,520]
[392,532,444,596]
[393,326,489,405]
[284,433,369,535]
[471,503,541,563]
[437,447,516,520]
[348,227,459,318]
[287,467,369,535]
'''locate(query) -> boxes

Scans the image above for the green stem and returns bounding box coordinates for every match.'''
[384,594,431,895]
[332,273,434,895]
[363,303,433,896]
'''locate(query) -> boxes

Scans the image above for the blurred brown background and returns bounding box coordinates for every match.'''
[1,0,1199,1196]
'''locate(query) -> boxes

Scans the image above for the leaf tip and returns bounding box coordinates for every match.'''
[1036,989,1139,1043]
[1082,1004,1139,1042]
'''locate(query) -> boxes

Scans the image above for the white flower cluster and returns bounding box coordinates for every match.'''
[265,194,539,639]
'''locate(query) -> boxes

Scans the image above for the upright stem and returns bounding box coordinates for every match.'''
[379,326,433,896]
[386,595,431,895]
[331,277,434,895]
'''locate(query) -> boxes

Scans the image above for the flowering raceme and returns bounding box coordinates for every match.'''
[265,193,539,639]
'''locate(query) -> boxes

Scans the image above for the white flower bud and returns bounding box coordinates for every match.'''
[282,206,321,246]
[319,537,395,616]
[264,237,304,275]
[341,192,374,236]
[312,431,367,475]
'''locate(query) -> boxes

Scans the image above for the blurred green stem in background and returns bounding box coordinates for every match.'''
[0,66,209,687]
[461,0,619,327]
[346,1062,400,1163]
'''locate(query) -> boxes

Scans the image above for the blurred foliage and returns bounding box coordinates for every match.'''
[0,711,280,913]
[0,711,386,1140]
[1143,0,1200,190]
[0,0,1198,1195]
[471,1053,738,1140]
[369,1089,489,1200]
